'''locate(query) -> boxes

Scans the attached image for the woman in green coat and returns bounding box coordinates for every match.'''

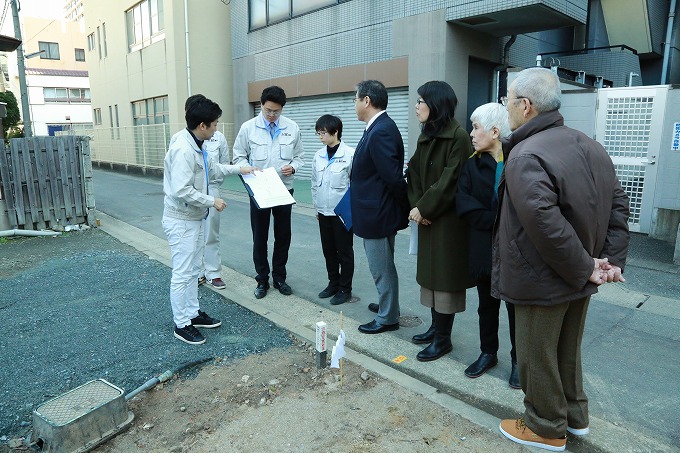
[407,81,474,362]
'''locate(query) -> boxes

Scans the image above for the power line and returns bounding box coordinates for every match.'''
[0,0,10,32]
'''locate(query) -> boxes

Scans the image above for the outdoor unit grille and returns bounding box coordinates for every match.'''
[603,96,654,225]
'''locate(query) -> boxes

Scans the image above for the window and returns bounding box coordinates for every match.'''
[132,95,168,125]
[38,41,60,60]
[75,48,85,62]
[44,87,90,103]
[249,0,336,29]
[87,33,95,51]
[102,23,108,57]
[126,0,165,51]
[114,104,120,139]
[93,108,102,125]
[96,26,101,60]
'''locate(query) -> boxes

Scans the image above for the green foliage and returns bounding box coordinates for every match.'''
[0,91,21,138]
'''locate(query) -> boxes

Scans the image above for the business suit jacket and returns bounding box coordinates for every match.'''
[350,113,409,239]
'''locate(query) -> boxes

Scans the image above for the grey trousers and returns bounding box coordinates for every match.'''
[363,235,400,325]
[514,296,590,438]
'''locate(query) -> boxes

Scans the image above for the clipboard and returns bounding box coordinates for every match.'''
[239,167,296,209]
[333,188,352,231]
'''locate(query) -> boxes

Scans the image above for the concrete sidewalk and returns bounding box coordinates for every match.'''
[93,168,679,452]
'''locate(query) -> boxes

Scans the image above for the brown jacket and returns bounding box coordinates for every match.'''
[491,110,629,305]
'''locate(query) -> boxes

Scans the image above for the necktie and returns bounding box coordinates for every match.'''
[269,122,276,139]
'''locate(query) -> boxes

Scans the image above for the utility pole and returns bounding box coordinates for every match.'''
[11,0,32,137]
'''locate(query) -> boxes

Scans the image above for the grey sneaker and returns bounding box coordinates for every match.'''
[174,325,206,345]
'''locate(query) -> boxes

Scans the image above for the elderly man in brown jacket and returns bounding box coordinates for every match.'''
[492,67,630,452]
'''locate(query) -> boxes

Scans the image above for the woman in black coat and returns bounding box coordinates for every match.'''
[456,102,519,388]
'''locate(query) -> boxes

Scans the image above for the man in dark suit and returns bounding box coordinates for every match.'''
[351,80,409,334]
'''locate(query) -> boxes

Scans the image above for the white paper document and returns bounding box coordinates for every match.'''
[240,167,296,209]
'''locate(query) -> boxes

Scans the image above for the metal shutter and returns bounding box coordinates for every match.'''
[254,88,410,180]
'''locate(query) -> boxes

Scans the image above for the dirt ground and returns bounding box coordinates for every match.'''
[92,336,525,453]
[3,335,529,453]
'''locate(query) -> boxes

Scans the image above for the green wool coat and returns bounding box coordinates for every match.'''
[407,119,475,292]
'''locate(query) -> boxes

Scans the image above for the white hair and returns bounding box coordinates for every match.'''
[512,67,561,112]
[470,103,512,138]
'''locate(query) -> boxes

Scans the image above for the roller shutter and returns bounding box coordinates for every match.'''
[254,88,410,180]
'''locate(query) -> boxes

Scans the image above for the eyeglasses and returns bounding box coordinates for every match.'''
[263,108,282,117]
[316,131,328,136]
[500,96,529,106]
[416,98,425,105]
[353,96,365,103]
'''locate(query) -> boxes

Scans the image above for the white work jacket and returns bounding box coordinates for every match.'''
[232,113,305,190]
[163,128,243,221]
[205,130,230,187]
[311,141,354,216]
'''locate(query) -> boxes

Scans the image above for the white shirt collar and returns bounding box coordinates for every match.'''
[365,110,386,130]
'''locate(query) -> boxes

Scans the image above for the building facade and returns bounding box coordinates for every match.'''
[82,0,235,168]
[232,0,680,161]
[6,13,92,135]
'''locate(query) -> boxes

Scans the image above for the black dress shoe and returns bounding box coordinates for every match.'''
[330,290,351,305]
[464,353,498,378]
[318,285,338,298]
[273,281,292,296]
[358,320,399,334]
[254,282,269,299]
[368,303,379,313]
[509,361,521,389]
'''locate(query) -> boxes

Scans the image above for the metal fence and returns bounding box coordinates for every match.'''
[57,123,236,171]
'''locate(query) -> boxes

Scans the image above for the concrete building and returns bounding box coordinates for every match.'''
[6,11,92,135]
[230,0,680,249]
[231,0,680,152]
[82,0,234,169]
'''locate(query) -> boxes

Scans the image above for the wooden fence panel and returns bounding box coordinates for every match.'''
[0,142,18,228]
[9,140,25,226]
[44,136,66,224]
[0,136,93,230]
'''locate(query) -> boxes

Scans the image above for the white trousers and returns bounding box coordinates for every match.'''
[162,216,204,328]
[202,185,222,280]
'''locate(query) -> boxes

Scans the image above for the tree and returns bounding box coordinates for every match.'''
[0,91,22,138]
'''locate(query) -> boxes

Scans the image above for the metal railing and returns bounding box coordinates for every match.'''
[57,123,235,171]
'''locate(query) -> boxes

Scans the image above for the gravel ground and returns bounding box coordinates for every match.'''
[0,229,291,440]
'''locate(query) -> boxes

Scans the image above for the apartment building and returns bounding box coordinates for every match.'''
[6,10,92,135]
[232,1,678,153]
[82,0,234,168]
[231,0,680,243]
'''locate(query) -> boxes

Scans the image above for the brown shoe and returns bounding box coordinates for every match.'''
[499,418,566,451]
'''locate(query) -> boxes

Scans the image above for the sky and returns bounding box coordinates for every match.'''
[0,0,66,36]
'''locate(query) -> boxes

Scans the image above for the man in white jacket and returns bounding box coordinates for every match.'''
[232,86,304,299]
[163,96,255,345]
[200,127,230,290]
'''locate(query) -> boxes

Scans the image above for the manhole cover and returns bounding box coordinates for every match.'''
[399,316,422,328]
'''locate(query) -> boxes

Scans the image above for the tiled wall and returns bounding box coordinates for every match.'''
[647,0,668,56]
[232,0,589,81]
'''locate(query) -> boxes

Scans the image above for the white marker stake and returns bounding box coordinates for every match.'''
[316,321,327,368]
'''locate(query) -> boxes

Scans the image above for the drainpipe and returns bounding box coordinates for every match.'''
[0,229,59,237]
[661,0,677,84]
[494,35,517,101]
[184,0,192,95]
